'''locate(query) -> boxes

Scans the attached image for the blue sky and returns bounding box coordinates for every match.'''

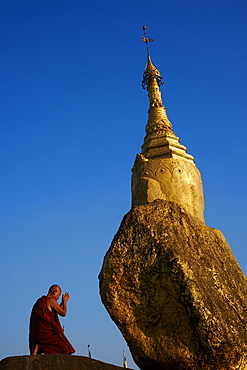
[1,1,247,369]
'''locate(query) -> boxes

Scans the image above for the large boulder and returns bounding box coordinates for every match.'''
[99,200,247,370]
[0,354,132,370]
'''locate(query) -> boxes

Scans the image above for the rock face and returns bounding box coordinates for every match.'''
[0,355,132,370]
[100,200,247,370]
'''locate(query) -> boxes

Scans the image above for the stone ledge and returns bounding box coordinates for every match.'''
[0,354,133,370]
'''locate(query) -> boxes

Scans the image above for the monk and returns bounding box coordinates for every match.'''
[29,284,75,355]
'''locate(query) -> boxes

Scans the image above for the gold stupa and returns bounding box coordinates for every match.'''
[131,28,204,222]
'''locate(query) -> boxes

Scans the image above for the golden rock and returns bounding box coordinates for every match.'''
[100,200,247,370]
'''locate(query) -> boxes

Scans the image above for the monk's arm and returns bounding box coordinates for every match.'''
[49,293,70,316]
[59,292,70,316]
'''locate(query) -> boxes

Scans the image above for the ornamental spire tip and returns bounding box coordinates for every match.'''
[141,27,163,90]
[142,26,154,57]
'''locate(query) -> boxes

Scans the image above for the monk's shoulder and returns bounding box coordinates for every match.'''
[34,295,47,309]
[46,296,56,304]
[37,295,47,303]
[46,296,58,310]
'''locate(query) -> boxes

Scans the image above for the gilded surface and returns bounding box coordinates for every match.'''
[132,55,205,222]
[132,156,204,222]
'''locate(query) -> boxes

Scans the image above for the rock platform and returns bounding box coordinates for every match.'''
[0,354,133,370]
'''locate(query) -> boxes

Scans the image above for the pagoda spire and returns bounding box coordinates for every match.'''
[140,26,194,161]
[131,27,205,222]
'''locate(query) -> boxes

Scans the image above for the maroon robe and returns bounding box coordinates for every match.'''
[29,296,75,355]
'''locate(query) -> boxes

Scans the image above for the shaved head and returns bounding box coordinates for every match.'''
[48,284,61,295]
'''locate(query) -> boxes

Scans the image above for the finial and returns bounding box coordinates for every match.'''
[141,27,163,90]
[142,26,154,57]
